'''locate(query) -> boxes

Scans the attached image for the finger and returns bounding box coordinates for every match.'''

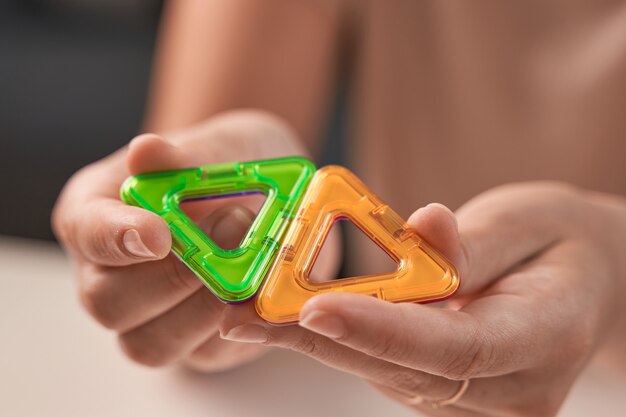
[288,290,575,417]
[299,242,594,382]
[52,136,185,267]
[126,133,204,174]
[408,203,463,266]
[60,198,172,266]
[182,333,268,373]
[298,293,484,378]
[218,305,460,402]
[222,303,563,417]
[408,185,576,294]
[58,117,264,267]
[244,303,563,417]
[77,255,201,331]
[165,110,308,160]
[118,287,224,367]
[126,114,305,174]
[116,202,256,365]
[130,110,308,176]
[369,383,466,416]
[101,114,299,263]
[376,368,573,417]
[441,371,572,417]
[78,205,255,331]
[298,291,534,380]
[371,381,488,417]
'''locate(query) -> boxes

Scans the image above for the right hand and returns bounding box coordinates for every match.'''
[52,110,340,371]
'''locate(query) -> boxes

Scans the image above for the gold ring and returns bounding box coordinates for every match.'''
[429,379,470,409]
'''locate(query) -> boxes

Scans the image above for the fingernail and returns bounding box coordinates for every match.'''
[123,229,158,258]
[221,324,268,344]
[210,208,254,249]
[299,311,346,339]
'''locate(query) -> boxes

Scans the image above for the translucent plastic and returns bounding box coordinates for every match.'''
[255,165,460,324]
[120,157,316,302]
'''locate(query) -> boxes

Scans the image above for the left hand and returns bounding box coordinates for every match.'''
[219,182,625,417]
[52,111,341,372]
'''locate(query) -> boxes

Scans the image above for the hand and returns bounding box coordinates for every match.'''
[219,182,625,416]
[53,110,340,371]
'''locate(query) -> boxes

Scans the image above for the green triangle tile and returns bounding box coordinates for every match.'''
[120,156,316,302]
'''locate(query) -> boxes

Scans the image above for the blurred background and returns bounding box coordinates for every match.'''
[1,3,626,416]
[0,0,345,242]
[0,0,163,240]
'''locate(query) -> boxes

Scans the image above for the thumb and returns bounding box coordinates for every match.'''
[126,133,203,175]
[126,111,308,176]
[408,186,570,297]
[407,203,465,275]
[407,203,475,298]
[198,206,255,250]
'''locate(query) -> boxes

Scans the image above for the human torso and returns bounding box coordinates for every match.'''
[344,0,626,274]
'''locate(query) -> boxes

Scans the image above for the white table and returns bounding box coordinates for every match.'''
[1,237,625,417]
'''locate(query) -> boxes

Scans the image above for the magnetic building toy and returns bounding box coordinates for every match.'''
[121,156,459,324]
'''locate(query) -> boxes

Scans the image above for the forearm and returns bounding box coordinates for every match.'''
[144,0,342,155]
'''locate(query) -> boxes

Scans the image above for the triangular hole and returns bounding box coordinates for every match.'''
[309,218,399,283]
[179,192,266,251]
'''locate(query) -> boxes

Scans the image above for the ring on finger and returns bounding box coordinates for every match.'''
[429,379,470,409]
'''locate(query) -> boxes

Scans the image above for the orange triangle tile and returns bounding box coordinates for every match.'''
[255,165,460,324]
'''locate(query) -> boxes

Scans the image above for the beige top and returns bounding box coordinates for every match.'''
[345,1,626,274]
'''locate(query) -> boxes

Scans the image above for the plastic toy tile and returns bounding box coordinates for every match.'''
[120,156,316,302]
[255,165,460,324]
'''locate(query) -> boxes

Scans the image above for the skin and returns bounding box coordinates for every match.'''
[219,183,626,416]
[53,113,626,416]
[53,111,341,372]
[52,1,626,416]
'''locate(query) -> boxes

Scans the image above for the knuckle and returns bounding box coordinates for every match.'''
[439,324,494,380]
[208,110,302,158]
[290,334,328,359]
[77,266,123,330]
[118,333,173,368]
[365,307,413,362]
[87,224,125,263]
[386,369,429,395]
[292,335,319,355]
[367,334,407,362]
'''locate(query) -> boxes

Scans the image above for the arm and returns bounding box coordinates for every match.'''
[145,0,345,154]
